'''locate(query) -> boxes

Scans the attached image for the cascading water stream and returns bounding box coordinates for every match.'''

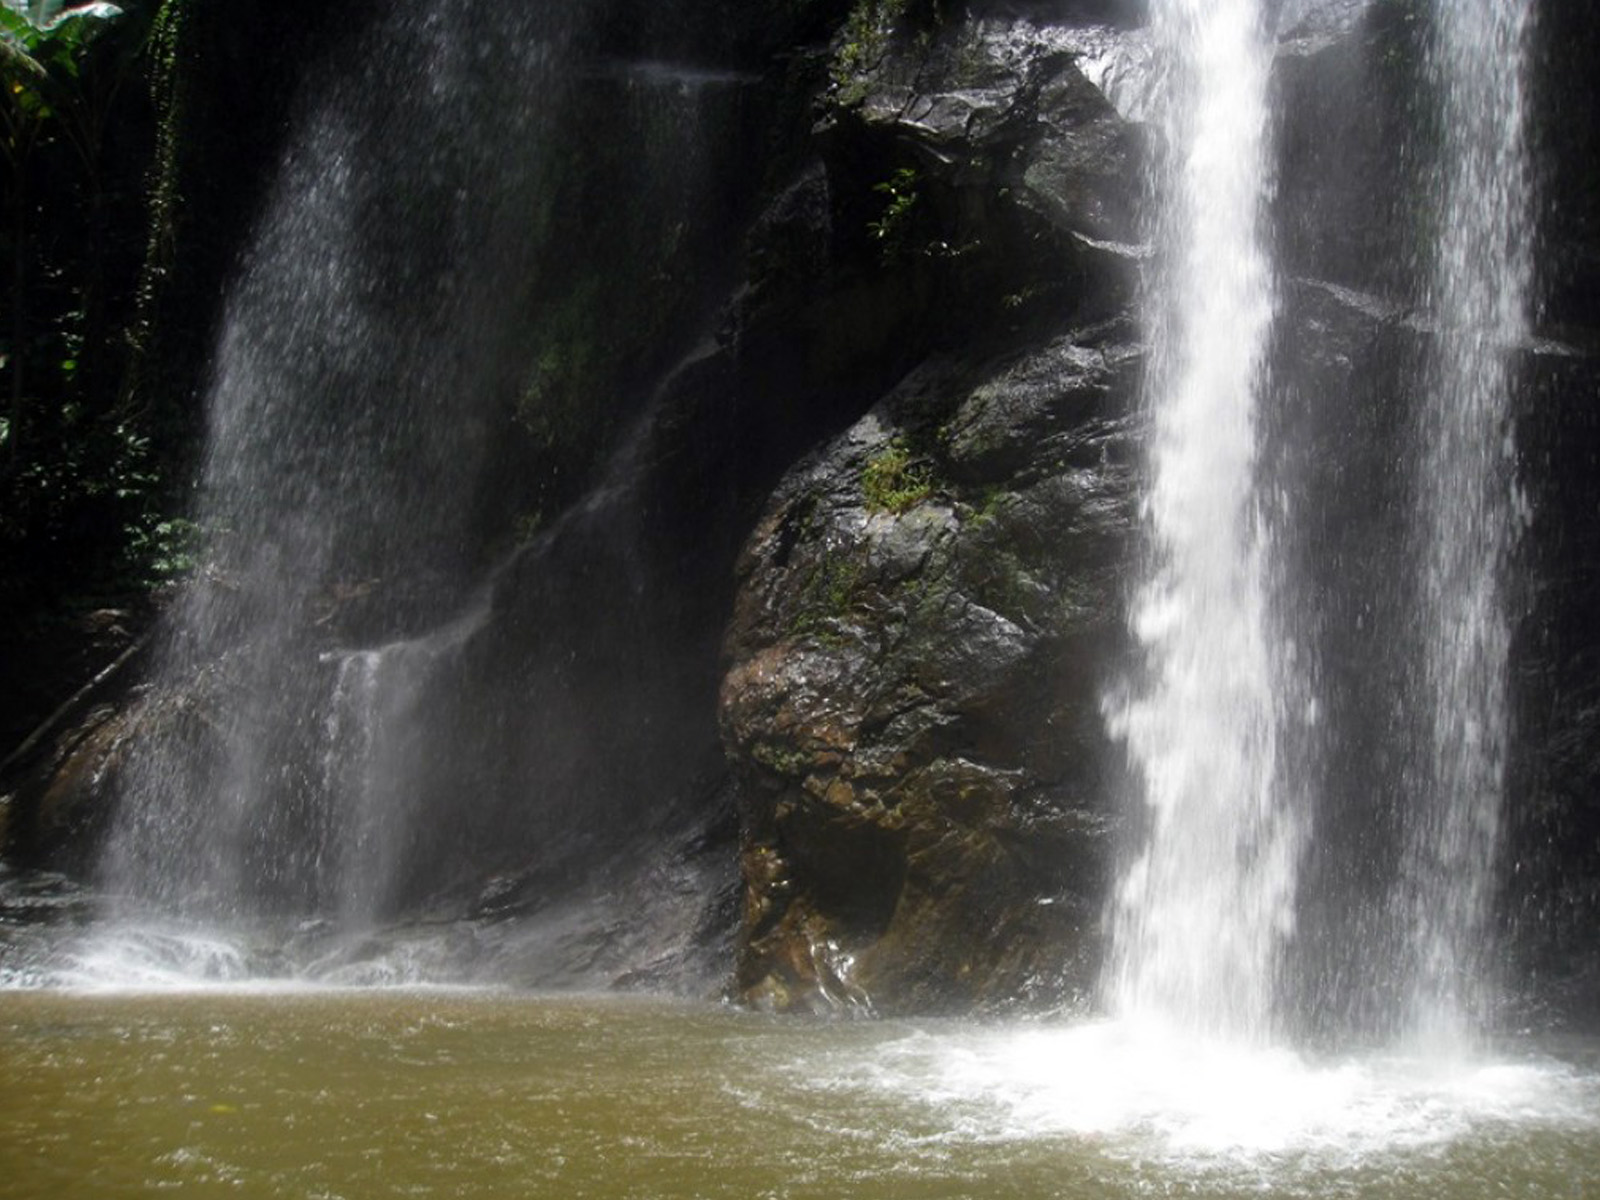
[94,0,577,943]
[1105,0,1295,1043]
[1107,0,1536,1054]
[42,0,758,988]
[1400,0,1534,1047]
[315,596,491,931]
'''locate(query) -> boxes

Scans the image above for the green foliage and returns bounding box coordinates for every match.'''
[3,0,130,450]
[817,556,860,613]
[861,439,932,515]
[964,485,1009,526]
[0,0,185,617]
[867,165,920,261]
[125,0,189,376]
[751,739,813,777]
[832,0,907,91]
[2,1,124,157]
[122,513,195,581]
[830,0,953,101]
[791,553,863,642]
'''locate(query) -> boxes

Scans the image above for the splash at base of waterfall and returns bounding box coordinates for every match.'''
[826,1017,1599,1171]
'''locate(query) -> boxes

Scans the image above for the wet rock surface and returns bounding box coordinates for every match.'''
[711,5,1154,1014]
[720,325,1139,1013]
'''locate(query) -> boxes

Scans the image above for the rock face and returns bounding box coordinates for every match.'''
[717,9,1147,1013]
[721,330,1139,1013]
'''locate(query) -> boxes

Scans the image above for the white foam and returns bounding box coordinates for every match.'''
[38,919,476,995]
[815,1019,1599,1168]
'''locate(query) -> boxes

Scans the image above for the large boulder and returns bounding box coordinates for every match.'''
[721,326,1139,1013]
[714,6,1153,1014]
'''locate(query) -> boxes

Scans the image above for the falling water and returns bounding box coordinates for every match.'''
[1105,0,1295,1041]
[315,596,489,930]
[318,652,385,922]
[99,0,572,927]
[1400,0,1534,1045]
[76,0,760,989]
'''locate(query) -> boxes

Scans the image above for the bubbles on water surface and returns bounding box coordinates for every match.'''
[794,1018,1600,1181]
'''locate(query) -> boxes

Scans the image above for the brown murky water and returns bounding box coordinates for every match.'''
[2,990,1596,1199]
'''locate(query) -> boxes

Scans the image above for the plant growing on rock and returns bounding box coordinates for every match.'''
[867,165,921,261]
[861,439,932,514]
[831,0,907,94]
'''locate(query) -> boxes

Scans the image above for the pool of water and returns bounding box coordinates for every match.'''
[2,989,1597,1199]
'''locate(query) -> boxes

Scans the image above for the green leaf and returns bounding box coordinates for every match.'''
[0,2,120,57]
[42,2,121,33]
[0,7,33,41]
[1,37,49,86]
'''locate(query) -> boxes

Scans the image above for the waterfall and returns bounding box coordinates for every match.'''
[99,0,572,927]
[1108,0,1537,1047]
[318,651,386,923]
[78,0,758,988]
[1400,0,1534,1045]
[316,597,490,930]
[1105,0,1296,1041]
